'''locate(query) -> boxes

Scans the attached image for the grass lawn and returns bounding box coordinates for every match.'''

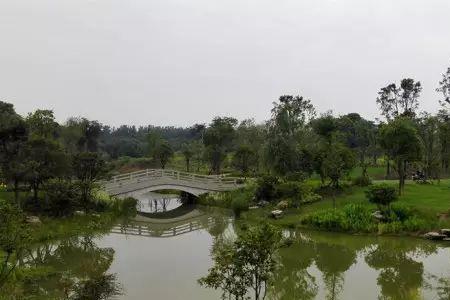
[242,179,450,230]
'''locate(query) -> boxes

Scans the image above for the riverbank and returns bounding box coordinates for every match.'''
[222,179,450,237]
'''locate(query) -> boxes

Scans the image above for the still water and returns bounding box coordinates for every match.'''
[20,193,450,299]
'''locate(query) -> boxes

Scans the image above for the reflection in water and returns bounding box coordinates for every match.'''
[136,192,182,213]
[6,196,450,300]
[14,235,121,299]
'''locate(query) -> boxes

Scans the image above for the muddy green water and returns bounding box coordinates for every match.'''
[18,196,450,300]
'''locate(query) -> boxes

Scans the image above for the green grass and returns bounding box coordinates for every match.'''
[241,179,450,233]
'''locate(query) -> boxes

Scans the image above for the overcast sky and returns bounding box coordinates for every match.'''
[1,0,449,127]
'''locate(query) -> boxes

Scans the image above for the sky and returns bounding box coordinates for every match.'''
[1,0,449,127]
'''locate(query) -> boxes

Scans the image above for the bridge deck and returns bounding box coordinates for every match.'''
[103,169,242,196]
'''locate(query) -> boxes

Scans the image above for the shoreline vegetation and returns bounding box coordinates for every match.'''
[200,174,450,237]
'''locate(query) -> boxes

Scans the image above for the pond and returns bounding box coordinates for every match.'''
[17,193,450,299]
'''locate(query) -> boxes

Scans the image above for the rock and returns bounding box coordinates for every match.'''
[276,200,289,210]
[443,238,450,242]
[440,229,450,237]
[91,213,101,218]
[74,211,86,216]
[26,216,41,225]
[371,211,385,221]
[424,232,447,240]
[271,210,283,219]
[249,206,259,210]
[257,200,269,207]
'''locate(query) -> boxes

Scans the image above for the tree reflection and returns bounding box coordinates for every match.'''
[315,242,356,300]
[364,239,435,300]
[270,237,318,300]
[18,235,121,299]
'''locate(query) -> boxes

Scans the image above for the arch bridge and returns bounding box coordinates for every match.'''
[103,169,243,198]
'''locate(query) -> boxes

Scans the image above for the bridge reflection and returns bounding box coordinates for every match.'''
[112,205,231,238]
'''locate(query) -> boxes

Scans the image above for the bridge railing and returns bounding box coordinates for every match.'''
[103,169,241,191]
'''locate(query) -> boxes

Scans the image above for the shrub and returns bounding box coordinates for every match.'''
[231,197,249,218]
[43,180,80,217]
[255,175,279,202]
[110,197,138,217]
[341,204,375,232]
[302,193,322,204]
[365,184,398,208]
[352,175,372,187]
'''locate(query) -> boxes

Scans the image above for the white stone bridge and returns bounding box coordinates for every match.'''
[103,169,243,198]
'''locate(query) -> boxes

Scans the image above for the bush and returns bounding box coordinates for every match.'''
[43,180,81,217]
[365,184,398,208]
[110,197,138,217]
[352,175,372,187]
[231,197,249,218]
[301,193,322,204]
[255,175,279,202]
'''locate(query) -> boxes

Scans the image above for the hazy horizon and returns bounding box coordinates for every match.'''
[1,0,449,127]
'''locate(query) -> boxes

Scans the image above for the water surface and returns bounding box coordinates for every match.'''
[17,193,450,299]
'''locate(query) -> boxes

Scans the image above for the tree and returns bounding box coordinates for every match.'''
[0,199,30,289]
[437,64,450,109]
[379,118,422,195]
[25,137,70,203]
[321,141,355,189]
[377,78,422,120]
[26,109,59,139]
[72,152,106,211]
[233,144,256,176]
[265,95,315,175]
[337,114,377,179]
[199,223,282,300]
[417,113,441,180]
[181,143,194,172]
[0,101,28,204]
[154,141,173,169]
[203,117,237,174]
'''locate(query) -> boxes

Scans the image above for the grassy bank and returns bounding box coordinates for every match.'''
[235,179,450,235]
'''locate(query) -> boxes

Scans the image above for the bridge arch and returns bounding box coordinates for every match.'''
[103,169,243,198]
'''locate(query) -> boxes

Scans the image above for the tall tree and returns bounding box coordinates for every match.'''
[181,143,194,172]
[265,95,315,175]
[72,152,106,211]
[203,117,237,174]
[233,144,257,176]
[25,138,69,203]
[26,109,59,139]
[0,101,28,204]
[154,141,173,169]
[437,64,450,109]
[379,118,422,194]
[417,113,441,180]
[376,78,422,120]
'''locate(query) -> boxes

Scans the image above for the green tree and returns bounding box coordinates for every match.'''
[154,141,173,169]
[72,152,106,211]
[0,199,30,289]
[199,223,282,300]
[203,117,237,174]
[265,95,315,175]
[26,109,59,139]
[437,64,450,110]
[376,78,422,120]
[417,113,441,180]
[379,118,422,195]
[321,141,355,189]
[0,101,28,204]
[181,143,194,172]
[233,144,256,176]
[25,137,70,203]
